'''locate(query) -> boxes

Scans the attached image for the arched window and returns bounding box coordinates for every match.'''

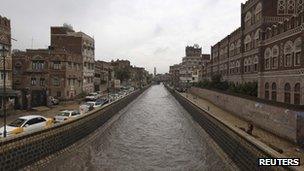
[284,83,291,104]
[264,48,272,70]
[294,83,301,105]
[245,35,252,51]
[265,82,270,100]
[284,41,294,67]
[278,0,287,14]
[245,12,252,27]
[255,3,262,22]
[294,38,302,66]
[254,29,261,48]
[271,83,277,101]
[272,45,279,69]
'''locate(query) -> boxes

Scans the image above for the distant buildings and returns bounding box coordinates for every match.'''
[94,60,114,93]
[169,45,210,86]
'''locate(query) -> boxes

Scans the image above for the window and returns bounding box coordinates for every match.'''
[40,78,45,86]
[52,77,60,86]
[245,12,252,27]
[294,83,301,105]
[271,83,277,101]
[278,0,287,14]
[264,48,272,70]
[244,35,252,51]
[255,3,262,22]
[272,45,279,69]
[254,29,261,47]
[284,41,294,67]
[294,38,302,66]
[265,83,270,100]
[284,83,291,104]
[32,60,44,70]
[31,78,37,86]
[53,61,61,70]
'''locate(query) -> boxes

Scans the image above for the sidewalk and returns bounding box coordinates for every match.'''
[0,102,79,127]
[180,92,304,167]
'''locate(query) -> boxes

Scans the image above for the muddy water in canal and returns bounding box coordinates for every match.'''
[42,85,230,171]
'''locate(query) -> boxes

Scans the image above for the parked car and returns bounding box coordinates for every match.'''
[85,92,101,101]
[54,110,81,123]
[49,96,59,105]
[86,101,103,108]
[80,102,95,112]
[0,115,53,138]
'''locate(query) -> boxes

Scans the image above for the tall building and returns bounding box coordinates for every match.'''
[0,15,17,109]
[50,25,95,93]
[94,60,114,93]
[179,45,210,83]
[205,0,304,105]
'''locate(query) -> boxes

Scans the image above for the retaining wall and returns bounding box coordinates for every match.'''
[166,86,293,171]
[189,87,304,144]
[0,87,149,171]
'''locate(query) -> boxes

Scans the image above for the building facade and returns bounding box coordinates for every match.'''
[50,25,95,93]
[205,0,304,105]
[12,49,83,108]
[94,60,114,93]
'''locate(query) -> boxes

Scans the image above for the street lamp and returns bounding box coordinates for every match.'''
[0,45,9,138]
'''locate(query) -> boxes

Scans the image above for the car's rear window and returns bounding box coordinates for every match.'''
[58,112,70,117]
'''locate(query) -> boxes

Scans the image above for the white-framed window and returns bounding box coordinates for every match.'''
[255,3,262,22]
[264,48,272,70]
[272,45,279,69]
[284,41,294,67]
[294,37,302,66]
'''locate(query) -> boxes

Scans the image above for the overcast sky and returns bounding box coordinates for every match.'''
[1,0,246,73]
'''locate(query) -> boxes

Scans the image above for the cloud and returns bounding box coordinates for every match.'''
[0,0,247,73]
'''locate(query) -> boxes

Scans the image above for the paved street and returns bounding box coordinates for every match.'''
[0,102,79,127]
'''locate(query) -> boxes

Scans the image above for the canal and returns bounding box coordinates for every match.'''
[41,84,231,170]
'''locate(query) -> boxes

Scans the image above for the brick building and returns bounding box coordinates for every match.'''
[50,25,95,93]
[0,15,18,109]
[94,60,114,93]
[12,49,83,108]
[204,0,304,105]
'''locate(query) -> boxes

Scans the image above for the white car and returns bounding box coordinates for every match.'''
[0,115,53,138]
[86,101,103,108]
[54,110,81,123]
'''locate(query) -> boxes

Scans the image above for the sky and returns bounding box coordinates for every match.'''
[0,0,247,74]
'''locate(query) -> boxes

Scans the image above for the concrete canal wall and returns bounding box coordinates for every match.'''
[189,87,304,144]
[0,86,150,171]
[166,86,295,171]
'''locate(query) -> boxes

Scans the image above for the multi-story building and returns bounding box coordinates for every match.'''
[94,60,114,93]
[205,0,304,105]
[169,64,181,87]
[12,49,83,108]
[50,25,95,93]
[178,45,210,83]
[0,15,18,109]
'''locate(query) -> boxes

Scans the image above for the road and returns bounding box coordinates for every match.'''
[40,84,230,170]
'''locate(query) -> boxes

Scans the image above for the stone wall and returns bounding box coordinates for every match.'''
[166,86,292,171]
[0,86,149,171]
[189,87,304,143]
